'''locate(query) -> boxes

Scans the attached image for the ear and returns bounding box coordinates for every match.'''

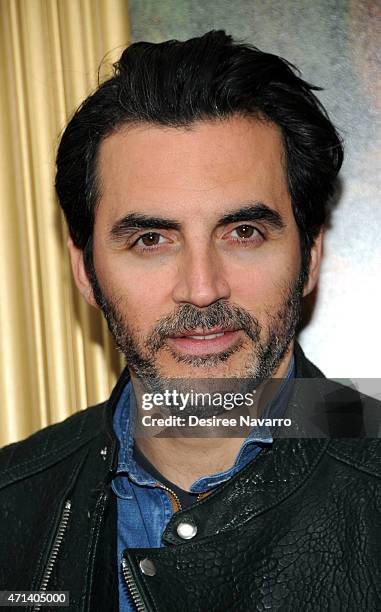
[303,229,324,297]
[67,237,99,309]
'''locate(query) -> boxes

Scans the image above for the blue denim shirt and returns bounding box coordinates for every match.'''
[113,358,294,611]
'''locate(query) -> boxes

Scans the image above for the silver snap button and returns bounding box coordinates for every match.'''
[100,446,108,460]
[176,521,197,539]
[139,557,156,576]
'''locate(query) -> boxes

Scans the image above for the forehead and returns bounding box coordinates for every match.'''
[95,116,291,227]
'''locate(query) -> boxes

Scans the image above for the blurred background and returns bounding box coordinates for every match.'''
[0,0,380,446]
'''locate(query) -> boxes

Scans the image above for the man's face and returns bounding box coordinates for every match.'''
[86,116,310,381]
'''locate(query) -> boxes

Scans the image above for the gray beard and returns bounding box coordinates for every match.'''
[91,268,304,415]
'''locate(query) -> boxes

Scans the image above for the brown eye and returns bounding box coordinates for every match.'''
[140,232,161,246]
[234,225,256,239]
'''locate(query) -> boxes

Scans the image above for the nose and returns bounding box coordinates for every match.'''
[172,244,231,307]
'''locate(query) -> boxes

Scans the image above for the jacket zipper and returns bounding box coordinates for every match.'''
[196,490,211,502]
[121,556,147,612]
[122,483,208,608]
[121,482,182,609]
[155,482,182,512]
[155,481,210,509]
[33,499,72,612]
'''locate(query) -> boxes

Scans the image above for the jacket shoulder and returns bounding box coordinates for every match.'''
[327,438,381,478]
[0,402,107,489]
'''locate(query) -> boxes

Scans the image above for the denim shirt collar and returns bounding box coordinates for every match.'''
[113,356,295,494]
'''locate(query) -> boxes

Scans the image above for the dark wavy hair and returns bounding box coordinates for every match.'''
[55,30,343,282]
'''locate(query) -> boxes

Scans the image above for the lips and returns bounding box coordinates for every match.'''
[169,327,239,339]
[186,332,225,340]
[167,328,243,355]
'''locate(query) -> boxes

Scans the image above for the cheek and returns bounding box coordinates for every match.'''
[224,243,301,311]
[96,257,175,327]
[228,271,285,319]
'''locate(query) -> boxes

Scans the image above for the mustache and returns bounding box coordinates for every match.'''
[146,301,261,352]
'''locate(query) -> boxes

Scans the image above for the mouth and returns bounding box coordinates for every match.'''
[166,327,243,356]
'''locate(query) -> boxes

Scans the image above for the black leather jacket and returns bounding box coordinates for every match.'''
[0,344,380,611]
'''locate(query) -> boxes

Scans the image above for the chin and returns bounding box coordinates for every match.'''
[157,354,254,380]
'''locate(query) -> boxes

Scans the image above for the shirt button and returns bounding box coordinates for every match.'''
[139,558,156,576]
[176,521,197,539]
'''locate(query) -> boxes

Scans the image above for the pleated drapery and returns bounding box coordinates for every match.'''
[0,0,130,447]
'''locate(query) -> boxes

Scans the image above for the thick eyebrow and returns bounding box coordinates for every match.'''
[217,203,285,230]
[108,202,285,242]
[109,213,181,241]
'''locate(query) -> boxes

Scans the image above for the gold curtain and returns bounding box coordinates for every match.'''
[0,0,130,447]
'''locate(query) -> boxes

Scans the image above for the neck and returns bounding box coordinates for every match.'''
[131,342,294,491]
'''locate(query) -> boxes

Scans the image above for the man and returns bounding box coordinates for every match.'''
[0,31,380,612]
